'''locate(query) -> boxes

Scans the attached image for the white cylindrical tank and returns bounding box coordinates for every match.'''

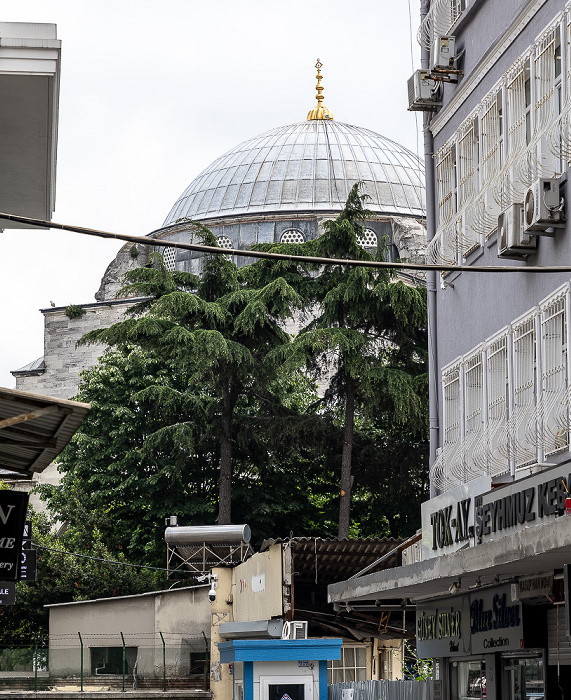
[164,524,251,545]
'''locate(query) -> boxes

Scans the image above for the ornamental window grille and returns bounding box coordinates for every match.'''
[461,349,484,481]
[435,285,571,492]
[510,315,537,468]
[216,235,233,249]
[541,293,568,455]
[417,0,465,49]
[356,228,378,248]
[458,117,479,209]
[162,247,177,271]
[480,91,503,188]
[535,20,561,133]
[280,229,305,244]
[477,333,510,479]
[435,143,457,228]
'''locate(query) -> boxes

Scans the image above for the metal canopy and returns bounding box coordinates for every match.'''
[328,516,571,605]
[0,387,90,479]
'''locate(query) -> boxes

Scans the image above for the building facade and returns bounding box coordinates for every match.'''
[329,2,571,699]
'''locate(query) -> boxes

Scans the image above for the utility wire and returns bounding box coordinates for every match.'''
[32,542,178,574]
[2,211,571,274]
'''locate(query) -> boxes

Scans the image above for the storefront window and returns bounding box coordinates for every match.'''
[457,660,486,700]
[502,654,544,700]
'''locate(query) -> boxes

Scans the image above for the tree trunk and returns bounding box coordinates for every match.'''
[338,377,355,539]
[218,379,237,525]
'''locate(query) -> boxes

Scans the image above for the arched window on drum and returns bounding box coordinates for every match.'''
[280,229,305,244]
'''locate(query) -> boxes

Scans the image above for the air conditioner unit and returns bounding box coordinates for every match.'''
[431,35,456,72]
[497,204,537,258]
[282,621,308,640]
[523,178,564,233]
[407,70,439,111]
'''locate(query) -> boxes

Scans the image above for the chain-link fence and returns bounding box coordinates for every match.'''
[0,633,210,692]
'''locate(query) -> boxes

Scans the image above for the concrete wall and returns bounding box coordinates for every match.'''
[48,587,210,679]
[232,545,283,624]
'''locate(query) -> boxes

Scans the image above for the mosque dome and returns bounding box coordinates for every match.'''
[163,119,425,226]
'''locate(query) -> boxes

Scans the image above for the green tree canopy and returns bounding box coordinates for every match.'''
[247,184,428,537]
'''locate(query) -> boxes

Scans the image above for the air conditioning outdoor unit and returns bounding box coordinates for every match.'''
[497,203,537,258]
[523,178,564,233]
[407,70,439,111]
[282,621,308,640]
[431,35,456,72]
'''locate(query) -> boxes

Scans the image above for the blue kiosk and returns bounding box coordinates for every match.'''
[219,638,343,700]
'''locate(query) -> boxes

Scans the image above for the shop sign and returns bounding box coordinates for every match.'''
[475,464,571,545]
[421,463,571,555]
[416,595,471,658]
[0,582,15,606]
[512,572,553,600]
[421,476,490,559]
[417,584,523,658]
[0,491,29,581]
[470,584,523,653]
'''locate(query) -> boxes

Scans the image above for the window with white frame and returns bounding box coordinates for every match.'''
[430,9,570,265]
[511,314,537,468]
[437,286,571,491]
[483,333,510,478]
[435,143,457,228]
[541,292,568,456]
[328,645,367,684]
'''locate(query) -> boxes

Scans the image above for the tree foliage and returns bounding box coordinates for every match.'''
[247,184,428,537]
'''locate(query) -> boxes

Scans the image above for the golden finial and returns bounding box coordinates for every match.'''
[307,58,334,121]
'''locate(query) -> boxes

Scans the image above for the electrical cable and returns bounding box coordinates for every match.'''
[32,542,183,574]
[2,210,571,274]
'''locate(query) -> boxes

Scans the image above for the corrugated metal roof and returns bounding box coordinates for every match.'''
[0,387,90,478]
[261,537,403,584]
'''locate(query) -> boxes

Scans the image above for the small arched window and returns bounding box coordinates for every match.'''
[356,228,378,249]
[216,235,233,249]
[280,229,305,244]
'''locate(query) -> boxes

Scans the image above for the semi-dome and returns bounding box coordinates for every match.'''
[163,119,426,226]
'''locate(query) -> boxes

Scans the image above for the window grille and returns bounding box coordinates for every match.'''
[356,228,378,248]
[449,350,484,484]
[216,235,233,249]
[480,92,503,188]
[280,229,305,244]
[474,334,510,478]
[440,364,462,489]
[162,247,177,271]
[541,294,568,455]
[435,143,457,227]
[417,0,465,49]
[509,315,538,468]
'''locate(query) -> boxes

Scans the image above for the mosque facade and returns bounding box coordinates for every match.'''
[12,63,427,405]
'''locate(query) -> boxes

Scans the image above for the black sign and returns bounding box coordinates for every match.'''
[0,581,16,606]
[0,491,29,581]
[18,550,37,582]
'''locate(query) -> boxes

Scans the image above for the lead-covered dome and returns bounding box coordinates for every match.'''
[163,120,425,225]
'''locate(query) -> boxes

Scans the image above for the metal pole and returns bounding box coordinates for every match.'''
[78,632,84,692]
[159,631,166,692]
[120,632,126,693]
[34,637,38,692]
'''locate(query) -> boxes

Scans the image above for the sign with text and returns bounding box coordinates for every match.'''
[0,581,16,606]
[421,476,490,559]
[0,491,29,581]
[417,584,523,658]
[18,549,37,581]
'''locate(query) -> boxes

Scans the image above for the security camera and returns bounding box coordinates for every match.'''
[208,585,217,602]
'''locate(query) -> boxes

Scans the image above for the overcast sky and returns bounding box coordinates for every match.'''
[1,0,422,389]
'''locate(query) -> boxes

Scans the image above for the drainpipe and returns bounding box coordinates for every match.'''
[420,0,439,498]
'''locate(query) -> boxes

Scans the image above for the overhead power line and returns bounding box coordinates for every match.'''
[2,211,571,274]
[32,542,175,574]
